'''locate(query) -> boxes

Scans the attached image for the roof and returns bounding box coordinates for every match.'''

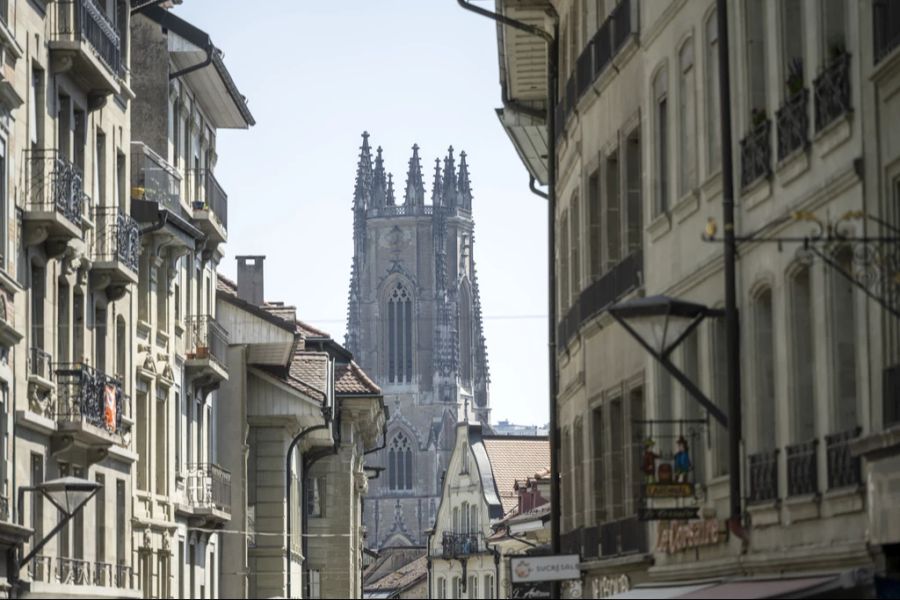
[364,556,427,594]
[482,435,550,515]
[335,361,381,395]
[254,350,328,402]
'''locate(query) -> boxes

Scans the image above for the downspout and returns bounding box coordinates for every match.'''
[170,44,213,81]
[456,2,560,595]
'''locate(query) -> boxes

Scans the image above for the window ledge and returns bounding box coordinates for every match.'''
[741,176,772,211]
[647,211,672,242]
[673,189,700,224]
[822,485,864,517]
[775,147,810,188]
[814,112,853,160]
[746,499,780,528]
[783,493,821,524]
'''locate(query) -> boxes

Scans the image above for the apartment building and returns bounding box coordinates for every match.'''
[485,0,900,597]
[128,5,253,599]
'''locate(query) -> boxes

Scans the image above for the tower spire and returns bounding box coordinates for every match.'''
[458,150,472,209]
[372,145,387,208]
[404,143,425,206]
[442,146,458,207]
[431,157,443,206]
[353,131,373,209]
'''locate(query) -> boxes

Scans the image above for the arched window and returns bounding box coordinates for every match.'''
[831,247,857,427]
[753,287,776,451]
[652,66,669,215]
[388,431,413,491]
[387,282,413,383]
[790,266,815,442]
[459,283,473,387]
[678,38,697,196]
[705,9,721,173]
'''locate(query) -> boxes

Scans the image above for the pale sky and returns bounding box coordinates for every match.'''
[172,0,549,426]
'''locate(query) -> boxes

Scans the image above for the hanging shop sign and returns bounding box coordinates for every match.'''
[655,518,725,554]
[636,419,705,519]
[510,554,581,583]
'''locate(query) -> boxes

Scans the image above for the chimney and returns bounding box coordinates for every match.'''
[236,255,265,305]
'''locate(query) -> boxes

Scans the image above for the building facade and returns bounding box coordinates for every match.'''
[345,133,492,548]
[486,0,900,596]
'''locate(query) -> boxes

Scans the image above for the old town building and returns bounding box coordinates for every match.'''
[345,133,492,548]
[483,0,900,596]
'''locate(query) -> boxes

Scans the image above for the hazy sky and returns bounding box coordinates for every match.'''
[172,1,549,426]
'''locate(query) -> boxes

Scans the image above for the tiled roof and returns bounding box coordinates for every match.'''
[335,361,381,395]
[482,436,550,515]
[365,556,427,593]
[254,350,328,402]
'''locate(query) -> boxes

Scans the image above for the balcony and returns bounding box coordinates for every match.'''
[27,347,56,421]
[776,89,809,161]
[786,439,818,497]
[874,0,900,64]
[22,150,87,251]
[188,169,228,244]
[185,315,229,386]
[54,363,125,455]
[740,118,772,189]
[826,428,862,490]
[130,141,184,218]
[441,532,486,559]
[181,463,232,523]
[748,449,779,504]
[814,52,851,132]
[91,206,140,293]
[28,555,138,595]
[49,0,121,97]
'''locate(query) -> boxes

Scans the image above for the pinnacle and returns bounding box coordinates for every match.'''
[404,143,425,206]
[387,173,396,205]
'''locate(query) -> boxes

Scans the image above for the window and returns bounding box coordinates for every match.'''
[58,281,70,363]
[470,504,478,533]
[96,130,106,207]
[573,417,584,527]
[30,454,43,542]
[710,317,730,475]
[436,577,446,599]
[136,390,149,490]
[178,541,185,600]
[570,196,581,300]
[116,479,126,565]
[791,266,816,442]
[591,405,605,522]
[627,386,645,514]
[74,290,85,363]
[452,576,461,599]
[307,476,326,518]
[387,281,413,383]
[96,473,106,563]
[30,266,45,352]
[625,130,642,254]
[588,170,602,280]
[30,68,44,149]
[115,315,126,379]
[157,261,168,329]
[821,0,845,62]
[781,0,805,98]
[559,211,569,310]
[94,304,107,371]
[609,398,625,518]
[831,247,857,427]
[605,152,621,271]
[682,331,706,483]
[58,462,70,560]
[0,139,6,270]
[678,39,697,195]
[158,552,169,598]
[460,444,468,474]
[469,575,478,598]
[459,283,473,387]
[484,573,495,599]
[461,501,469,533]
[561,427,572,529]
[388,431,413,491]
[653,67,669,215]
[307,569,321,599]
[746,0,768,117]
[156,388,167,495]
[753,288,776,451]
[706,10,721,173]
[452,505,460,533]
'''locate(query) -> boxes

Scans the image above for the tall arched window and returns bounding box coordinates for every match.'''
[387,282,413,383]
[790,266,816,442]
[678,38,697,196]
[753,287,776,451]
[388,431,413,491]
[459,283,473,387]
[831,247,857,427]
[652,66,669,215]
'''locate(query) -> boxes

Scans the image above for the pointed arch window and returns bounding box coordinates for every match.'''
[459,284,473,387]
[388,282,413,383]
[388,431,413,491]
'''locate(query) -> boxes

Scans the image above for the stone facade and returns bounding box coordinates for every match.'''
[345,133,491,548]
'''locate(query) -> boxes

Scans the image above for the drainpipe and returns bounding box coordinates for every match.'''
[456,1,560,595]
[169,43,214,81]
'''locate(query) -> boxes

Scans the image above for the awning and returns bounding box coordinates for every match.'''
[613,572,867,599]
[610,583,717,599]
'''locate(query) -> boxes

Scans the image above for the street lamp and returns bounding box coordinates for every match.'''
[16,476,102,576]
[608,295,727,426]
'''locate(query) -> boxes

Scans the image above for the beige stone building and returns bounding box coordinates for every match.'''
[484,0,900,596]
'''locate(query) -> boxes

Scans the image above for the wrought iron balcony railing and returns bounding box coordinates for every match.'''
[94,206,140,272]
[776,89,809,160]
[54,363,124,434]
[814,52,851,132]
[441,531,485,559]
[185,315,229,369]
[786,439,818,496]
[28,555,136,590]
[130,142,183,216]
[740,118,772,188]
[28,347,53,381]
[826,427,862,489]
[748,449,779,504]
[53,0,120,74]
[874,0,900,64]
[185,463,232,513]
[23,150,88,228]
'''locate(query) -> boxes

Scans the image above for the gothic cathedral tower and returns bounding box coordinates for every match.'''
[345,132,491,548]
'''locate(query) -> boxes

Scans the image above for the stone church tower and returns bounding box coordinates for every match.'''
[345,132,491,548]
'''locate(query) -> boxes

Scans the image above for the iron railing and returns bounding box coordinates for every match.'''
[28,347,53,381]
[54,363,124,434]
[874,0,900,64]
[28,556,135,590]
[23,150,87,229]
[188,169,228,231]
[185,463,231,513]
[748,449,779,504]
[185,315,229,369]
[787,439,818,496]
[130,142,183,216]
[557,250,643,348]
[814,52,851,132]
[826,427,862,489]
[776,89,809,160]
[740,119,772,188]
[53,0,120,74]
[441,531,485,558]
[93,206,140,272]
